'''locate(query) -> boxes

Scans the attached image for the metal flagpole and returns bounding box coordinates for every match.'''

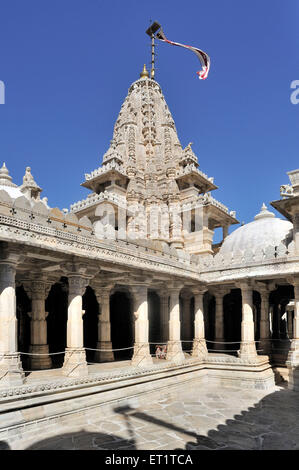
[146,21,161,80]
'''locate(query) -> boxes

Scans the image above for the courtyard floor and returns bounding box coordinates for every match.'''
[6,380,299,450]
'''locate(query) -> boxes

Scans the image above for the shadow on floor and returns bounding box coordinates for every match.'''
[1,368,299,450]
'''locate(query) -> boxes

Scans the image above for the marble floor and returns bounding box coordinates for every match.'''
[6,381,299,450]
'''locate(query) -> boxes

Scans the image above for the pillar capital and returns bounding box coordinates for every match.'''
[60,261,100,279]
[287,276,299,288]
[0,263,17,289]
[192,286,208,296]
[210,286,231,298]
[21,276,52,300]
[90,282,114,305]
[130,284,148,297]
[181,290,193,300]
[0,245,26,267]
[254,280,276,296]
[158,288,169,299]
[168,281,184,295]
[68,275,89,297]
[235,279,254,292]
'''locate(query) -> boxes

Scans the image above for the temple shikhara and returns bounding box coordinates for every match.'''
[0,65,299,445]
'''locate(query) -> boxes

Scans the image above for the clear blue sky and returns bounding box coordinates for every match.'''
[0,0,298,231]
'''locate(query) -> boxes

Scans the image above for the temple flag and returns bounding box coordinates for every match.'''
[156,28,210,80]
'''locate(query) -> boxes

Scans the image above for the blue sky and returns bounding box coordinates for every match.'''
[0,0,298,233]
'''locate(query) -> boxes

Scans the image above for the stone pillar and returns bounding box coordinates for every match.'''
[286,303,294,339]
[23,278,52,370]
[222,225,229,240]
[131,285,153,366]
[259,287,271,356]
[181,292,192,350]
[0,258,24,386]
[62,274,89,377]
[238,282,258,359]
[287,278,299,366]
[276,304,282,339]
[159,290,169,343]
[192,288,208,358]
[166,286,185,363]
[213,288,227,350]
[94,286,114,363]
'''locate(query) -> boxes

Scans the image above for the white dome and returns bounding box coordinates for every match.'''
[220,204,293,254]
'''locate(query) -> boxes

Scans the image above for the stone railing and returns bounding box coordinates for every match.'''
[85,160,127,181]
[200,242,296,272]
[70,191,127,212]
[194,193,236,218]
[176,163,213,183]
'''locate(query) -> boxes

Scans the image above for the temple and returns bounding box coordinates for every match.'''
[0,65,299,442]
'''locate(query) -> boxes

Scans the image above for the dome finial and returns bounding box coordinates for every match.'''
[0,161,17,187]
[140,64,149,79]
[254,203,275,220]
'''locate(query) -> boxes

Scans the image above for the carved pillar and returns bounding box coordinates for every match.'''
[159,290,169,343]
[166,286,185,363]
[286,303,294,339]
[62,274,89,377]
[192,287,208,358]
[277,304,282,339]
[94,286,114,363]
[23,278,52,370]
[181,292,192,349]
[212,288,228,350]
[131,285,152,366]
[238,282,258,359]
[287,277,299,367]
[258,286,271,355]
[0,256,24,386]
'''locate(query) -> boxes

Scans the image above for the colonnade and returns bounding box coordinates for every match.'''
[1,255,299,387]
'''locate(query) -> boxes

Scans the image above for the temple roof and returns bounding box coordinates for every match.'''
[81,70,216,200]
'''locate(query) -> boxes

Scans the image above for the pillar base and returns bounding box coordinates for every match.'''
[131,343,153,367]
[238,342,258,360]
[191,339,208,358]
[29,345,52,370]
[286,339,299,367]
[0,353,25,387]
[94,341,114,363]
[287,338,299,389]
[62,348,88,378]
[166,341,185,363]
